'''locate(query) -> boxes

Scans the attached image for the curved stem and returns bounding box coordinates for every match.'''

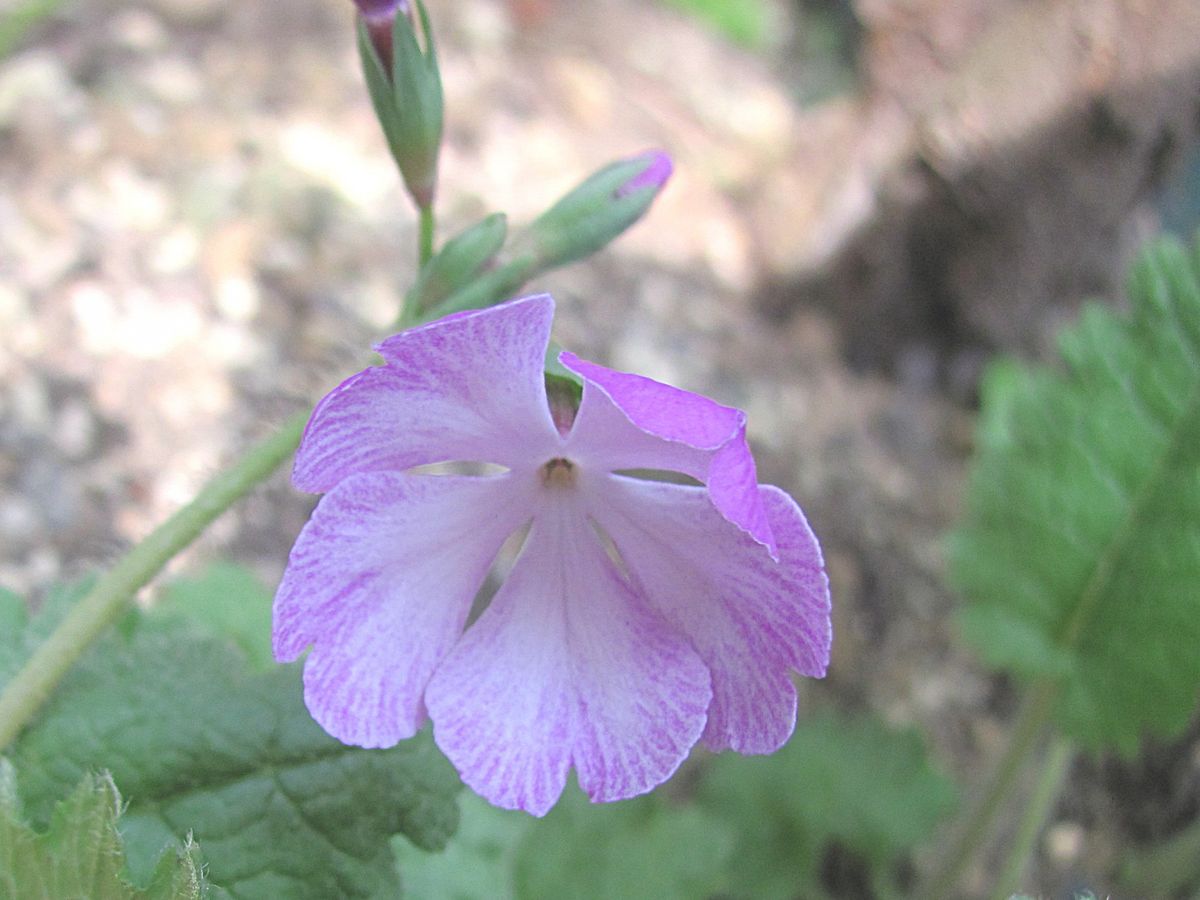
[0,411,307,750]
[922,679,1059,900]
[989,735,1074,900]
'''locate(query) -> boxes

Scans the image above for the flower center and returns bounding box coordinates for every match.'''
[540,457,577,489]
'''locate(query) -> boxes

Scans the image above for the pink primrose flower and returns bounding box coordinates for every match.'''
[273,294,831,815]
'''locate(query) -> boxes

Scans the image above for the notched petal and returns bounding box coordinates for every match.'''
[425,506,710,815]
[560,351,776,555]
[594,477,831,755]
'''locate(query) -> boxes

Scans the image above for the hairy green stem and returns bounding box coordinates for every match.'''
[922,679,1059,900]
[989,735,1074,900]
[0,411,308,750]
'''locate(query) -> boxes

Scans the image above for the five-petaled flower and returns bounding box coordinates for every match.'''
[274,294,831,815]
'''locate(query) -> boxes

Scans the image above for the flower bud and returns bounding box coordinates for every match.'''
[409,213,508,312]
[353,0,410,79]
[615,150,673,198]
[356,0,443,210]
[516,150,674,271]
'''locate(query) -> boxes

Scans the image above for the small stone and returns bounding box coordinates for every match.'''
[0,496,38,540]
[53,399,96,461]
[111,8,169,52]
[26,546,61,586]
[10,378,50,431]
[0,52,85,130]
[1044,821,1085,864]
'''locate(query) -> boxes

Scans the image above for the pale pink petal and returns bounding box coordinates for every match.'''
[591,476,830,754]
[425,499,711,815]
[559,351,775,555]
[274,471,533,747]
[293,295,561,493]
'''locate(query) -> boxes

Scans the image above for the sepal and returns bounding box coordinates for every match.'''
[357,0,444,209]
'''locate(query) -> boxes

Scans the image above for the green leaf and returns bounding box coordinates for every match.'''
[393,792,531,900]
[0,581,91,686]
[512,785,735,900]
[0,0,68,59]
[950,234,1200,752]
[660,0,771,48]
[157,563,274,670]
[7,606,461,899]
[0,759,204,899]
[697,712,957,898]
[0,588,26,670]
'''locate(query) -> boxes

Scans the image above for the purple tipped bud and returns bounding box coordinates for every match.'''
[353,0,408,21]
[517,150,675,270]
[354,0,410,79]
[356,0,444,209]
[615,149,673,198]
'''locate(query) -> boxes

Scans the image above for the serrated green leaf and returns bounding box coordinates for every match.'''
[8,609,461,899]
[697,712,957,899]
[393,791,530,900]
[950,234,1200,753]
[157,563,274,670]
[0,759,203,899]
[513,785,734,900]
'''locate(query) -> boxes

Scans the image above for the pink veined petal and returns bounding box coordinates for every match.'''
[424,497,711,816]
[559,351,776,556]
[273,471,533,748]
[293,295,562,493]
[591,476,831,755]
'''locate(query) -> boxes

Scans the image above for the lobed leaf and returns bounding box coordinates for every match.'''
[393,792,531,900]
[397,772,735,900]
[951,235,1200,752]
[697,711,957,899]
[3,585,461,899]
[513,785,735,900]
[156,563,274,671]
[0,759,204,899]
[0,581,91,687]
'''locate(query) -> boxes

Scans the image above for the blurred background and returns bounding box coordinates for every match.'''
[1,0,1198,896]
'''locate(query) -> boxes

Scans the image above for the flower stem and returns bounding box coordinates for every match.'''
[989,734,1074,900]
[418,204,435,268]
[0,411,308,750]
[921,679,1059,900]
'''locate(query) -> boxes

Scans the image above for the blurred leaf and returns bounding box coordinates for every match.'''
[5,597,461,899]
[660,0,771,48]
[0,759,205,899]
[514,785,735,900]
[0,588,25,660]
[394,792,531,900]
[698,711,957,899]
[1120,812,1200,898]
[950,234,1200,753]
[0,0,67,59]
[158,562,274,670]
